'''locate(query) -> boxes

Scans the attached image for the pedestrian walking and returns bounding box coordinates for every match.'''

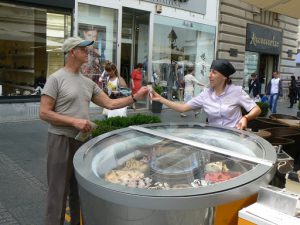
[39,37,148,225]
[180,66,205,117]
[288,75,297,108]
[248,73,261,98]
[130,63,143,109]
[296,76,300,101]
[103,62,129,117]
[98,60,110,89]
[131,63,143,95]
[104,62,127,98]
[266,71,283,113]
[151,59,261,130]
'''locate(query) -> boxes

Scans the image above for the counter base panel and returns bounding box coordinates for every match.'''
[79,185,215,225]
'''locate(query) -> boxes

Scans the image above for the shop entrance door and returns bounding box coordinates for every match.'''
[121,7,149,108]
[258,54,278,94]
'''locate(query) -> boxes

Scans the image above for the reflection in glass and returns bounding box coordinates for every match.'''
[0,3,71,97]
[78,3,118,86]
[243,51,259,92]
[121,8,150,109]
[152,15,215,100]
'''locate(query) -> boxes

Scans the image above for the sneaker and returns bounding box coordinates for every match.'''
[180,113,187,117]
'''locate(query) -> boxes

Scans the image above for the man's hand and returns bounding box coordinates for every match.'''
[133,86,149,100]
[73,119,93,133]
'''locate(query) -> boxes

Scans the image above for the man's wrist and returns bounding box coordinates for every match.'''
[131,93,137,103]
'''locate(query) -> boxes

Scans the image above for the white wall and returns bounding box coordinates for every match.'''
[78,0,218,26]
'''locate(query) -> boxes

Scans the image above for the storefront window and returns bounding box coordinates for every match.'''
[0,3,71,98]
[243,51,259,92]
[78,3,118,86]
[152,15,215,100]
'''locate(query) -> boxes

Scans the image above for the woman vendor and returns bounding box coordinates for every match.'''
[151,59,261,130]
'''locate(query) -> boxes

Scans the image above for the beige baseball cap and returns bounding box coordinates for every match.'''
[62,37,94,53]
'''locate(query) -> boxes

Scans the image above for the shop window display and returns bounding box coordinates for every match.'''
[78,24,107,86]
[0,3,71,98]
[152,15,215,100]
[243,52,259,92]
[78,3,118,87]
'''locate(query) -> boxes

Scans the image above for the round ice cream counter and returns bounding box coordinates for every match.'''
[74,123,276,225]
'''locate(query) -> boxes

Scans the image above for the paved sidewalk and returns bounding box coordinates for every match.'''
[271,99,299,117]
[0,100,298,225]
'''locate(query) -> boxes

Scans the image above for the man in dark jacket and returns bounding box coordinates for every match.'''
[248,73,261,98]
[288,75,298,108]
[296,76,300,100]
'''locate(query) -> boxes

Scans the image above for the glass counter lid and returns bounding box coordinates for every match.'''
[83,124,275,193]
[146,124,266,157]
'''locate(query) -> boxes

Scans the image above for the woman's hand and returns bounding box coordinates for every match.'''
[235,117,247,130]
[151,90,163,102]
[150,89,193,113]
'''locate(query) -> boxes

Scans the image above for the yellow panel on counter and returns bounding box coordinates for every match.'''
[238,217,256,225]
[214,194,257,225]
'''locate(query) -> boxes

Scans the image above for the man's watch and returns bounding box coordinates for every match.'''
[131,93,137,103]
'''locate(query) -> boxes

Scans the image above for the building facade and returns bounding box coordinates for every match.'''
[217,0,299,99]
[0,0,218,121]
[74,0,218,107]
[0,0,73,121]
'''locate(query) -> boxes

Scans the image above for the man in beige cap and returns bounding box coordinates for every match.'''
[39,37,148,225]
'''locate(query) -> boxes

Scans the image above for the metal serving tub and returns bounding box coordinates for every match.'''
[74,123,276,225]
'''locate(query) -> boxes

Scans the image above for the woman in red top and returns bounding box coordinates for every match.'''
[131,63,143,94]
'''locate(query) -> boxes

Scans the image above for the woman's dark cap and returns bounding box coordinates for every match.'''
[210,59,236,77]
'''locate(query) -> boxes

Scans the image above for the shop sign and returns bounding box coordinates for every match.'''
[143,0,206,14]
[246,24,282,55]
[13,0,74,9]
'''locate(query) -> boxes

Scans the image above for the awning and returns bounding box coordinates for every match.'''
[241,0,300,19]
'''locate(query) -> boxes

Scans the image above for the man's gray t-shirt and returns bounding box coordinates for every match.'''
[42,68,101,138]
